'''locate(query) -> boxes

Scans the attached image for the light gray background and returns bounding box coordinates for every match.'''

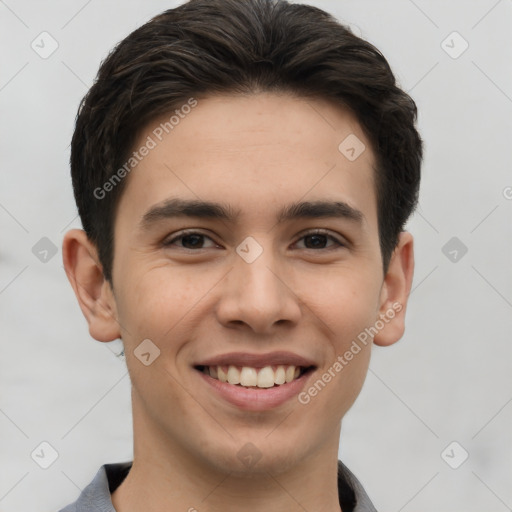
[1,1,511,511]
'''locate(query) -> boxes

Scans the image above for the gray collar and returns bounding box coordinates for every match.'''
[59,460,377,512]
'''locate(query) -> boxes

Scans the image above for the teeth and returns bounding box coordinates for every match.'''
[227,365,241,385]
[203,364,307,388]
[218,366,228,383]
[275,365,286,385]
[285,366,295,383]
[257,366,275,388]
[240,367,258,386]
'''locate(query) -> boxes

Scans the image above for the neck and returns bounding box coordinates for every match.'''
[112,394,343,512]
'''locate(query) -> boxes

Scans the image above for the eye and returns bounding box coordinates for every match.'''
[294,230,345,250]
[163,230,218,250]
[163,229,345,251]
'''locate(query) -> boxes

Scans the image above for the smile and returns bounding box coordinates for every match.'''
[195,365,313,389]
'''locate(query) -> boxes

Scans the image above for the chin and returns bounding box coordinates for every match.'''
[197,434,310,478]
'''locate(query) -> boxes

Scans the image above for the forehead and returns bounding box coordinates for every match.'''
[117,92,377,230]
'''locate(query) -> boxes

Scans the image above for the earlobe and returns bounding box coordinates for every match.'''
[62,229,121,342]
[373,231,415,347]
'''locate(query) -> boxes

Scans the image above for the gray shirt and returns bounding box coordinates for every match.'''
[59,460,378,512]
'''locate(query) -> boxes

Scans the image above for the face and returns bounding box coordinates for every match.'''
[72,92,411,477]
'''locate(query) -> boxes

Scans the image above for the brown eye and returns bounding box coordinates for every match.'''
[164,231,218,249]
[304,234,329,249]
[295,230,344,250]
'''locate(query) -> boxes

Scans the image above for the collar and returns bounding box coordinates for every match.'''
[63,460,377,512]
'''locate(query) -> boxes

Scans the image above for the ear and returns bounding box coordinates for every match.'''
[62,229,121,342]
[373,231,414,347]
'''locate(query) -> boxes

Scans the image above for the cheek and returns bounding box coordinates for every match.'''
[115,263,199,337]
[115,269,197,405]
[301,267,381,340]
[300,269,379,408]
[331,291,380,346]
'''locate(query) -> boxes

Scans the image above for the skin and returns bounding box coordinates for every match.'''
[63,92,414,512]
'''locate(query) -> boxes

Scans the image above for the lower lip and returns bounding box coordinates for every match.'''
[196,369,314,411]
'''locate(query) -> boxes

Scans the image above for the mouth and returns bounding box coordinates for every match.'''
[194,364,315,389]
[193,351,317,410]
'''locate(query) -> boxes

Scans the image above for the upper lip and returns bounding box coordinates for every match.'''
[194,351,316,369]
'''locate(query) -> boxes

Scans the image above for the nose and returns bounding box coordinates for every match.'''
[215,242,302,334]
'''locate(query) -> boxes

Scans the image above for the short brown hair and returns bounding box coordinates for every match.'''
[70,0,423,282]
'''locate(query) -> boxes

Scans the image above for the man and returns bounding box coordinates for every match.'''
[60,0,422,510]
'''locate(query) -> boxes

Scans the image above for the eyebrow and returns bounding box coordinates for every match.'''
[140,198,364,229]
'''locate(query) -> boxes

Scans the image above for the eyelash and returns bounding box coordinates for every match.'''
[163,229,345,251]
